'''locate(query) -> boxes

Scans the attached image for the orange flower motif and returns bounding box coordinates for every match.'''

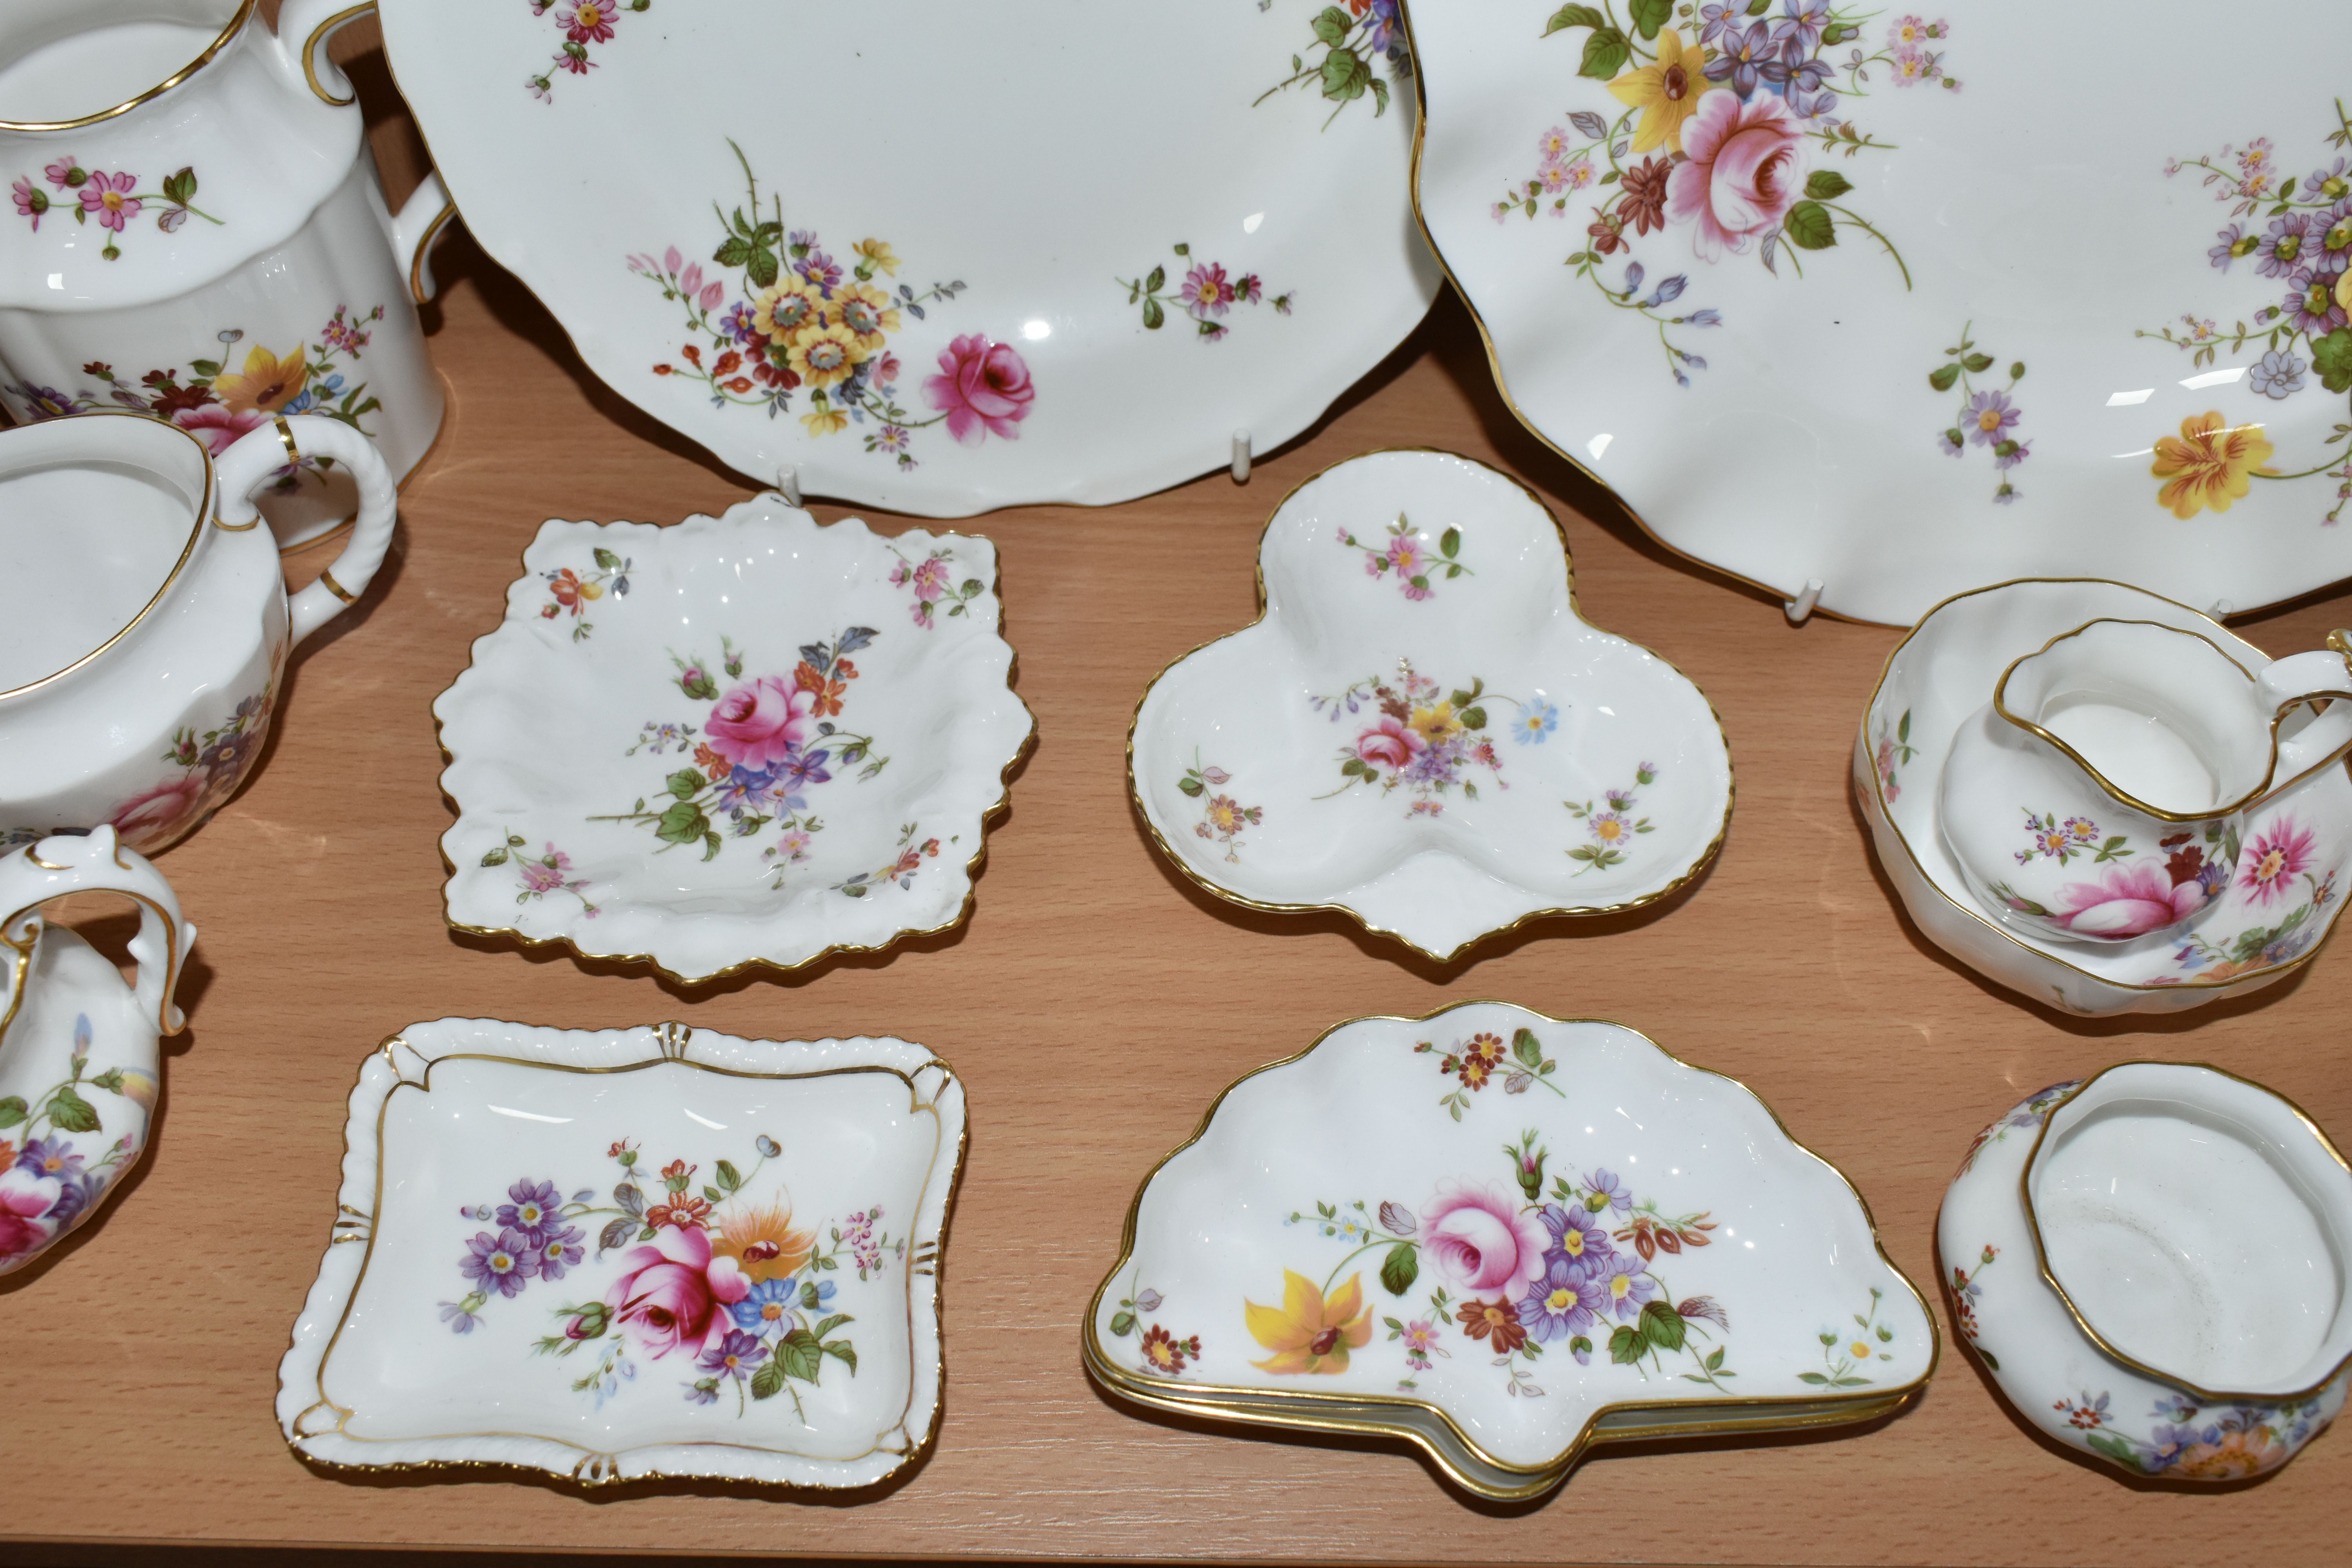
[2172,1427,2286,1480]
[695,742,731,782]
[795,659,849,717]
[646,1192,712,1230]
[711,1198,814,1283]
[1245,1270,1372,1374]
[1456,1293,1528,1352]
[2151,410,2277,519]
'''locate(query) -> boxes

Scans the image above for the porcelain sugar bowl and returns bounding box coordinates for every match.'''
[1941,1064,2352,1481]
[0,409,396,855]
[1941,619,2352,945]
[0,828,195,1274]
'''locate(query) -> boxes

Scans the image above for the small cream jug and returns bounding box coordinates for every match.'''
[0,828,194,1274]
[1940,619,2352,944]
[0,0,453,549]
[0,409,396,854]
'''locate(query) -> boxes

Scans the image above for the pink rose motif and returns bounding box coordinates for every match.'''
[703,675,815,770]
[923,334,1034,445]
[2053,863,2206,940]
[109,773,209,851]
[0,1167,60,1259]
[172,403,268,457]
[604,1224,749,1360]
[1356,717,1425,771]
[1423,1181,1550,1294]
[1668,91,1804,261]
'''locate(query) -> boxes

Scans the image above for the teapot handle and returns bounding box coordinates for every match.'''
[214,416,400,646]
[2261,635,2352,790]
[0,829,196,1040]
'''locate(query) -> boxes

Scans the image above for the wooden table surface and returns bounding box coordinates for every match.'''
[9,36,2352,1566]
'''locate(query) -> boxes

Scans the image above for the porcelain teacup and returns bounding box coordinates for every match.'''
[0,409,396,855]
[0,827,195,1274]
[1941,1064,2352,1482]
[1939,619,2352,944]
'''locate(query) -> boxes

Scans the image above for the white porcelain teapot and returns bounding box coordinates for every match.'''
[0,409,396,854]
[0,828,194,1274]
[1940,619,2352,944]
[0,0,453,548]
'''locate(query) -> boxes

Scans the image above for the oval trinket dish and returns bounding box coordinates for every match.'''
[1085,1003,1935,1500]
[1941,1065,2352,1482]
[1408,0,2352,624]
[1857,579,2352,1015]
[1130,450,1731,962]
[434,496,1033,983]
[278,1018,965,1490]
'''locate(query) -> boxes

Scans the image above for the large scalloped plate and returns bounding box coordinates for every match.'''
[1856,578,2352,1016]
[1129,450,1732,962]
[371,0,1440,515]
[278,1019,965,1489]
[1406,0,2352,625]
[433,497,1033,983]
[1083,1003,1936,1500]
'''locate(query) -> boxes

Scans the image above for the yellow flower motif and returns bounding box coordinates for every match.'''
[1593,816,1626,843]
[2337,269,2352,316]
[854,238,900,277]
[751,278,822,345]
[1245,1270,1372,1375]
[1408,702,1461,747]
[1206,797,1242,834]
[800,401,849,438]
[2151,410,2277,519]
[211,343,309,414]
[1605,29,1715,156]
[833,281,902,348]
[787,322,864,389]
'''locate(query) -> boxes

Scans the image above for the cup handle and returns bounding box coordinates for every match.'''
[0,829,196,1039]
[277,0,379,107]
[391,173,459,305]
[214,416,399,645]
[2261,637,2352,786]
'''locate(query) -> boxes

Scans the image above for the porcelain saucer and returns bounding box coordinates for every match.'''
[1083,1002,1935,1499]
[433,496,1033,983]
[1857,579,2352,1015]
[1129,450,1732,962]
[278,1018,965,1489]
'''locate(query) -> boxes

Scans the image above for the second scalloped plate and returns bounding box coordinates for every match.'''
[1129,450,1731,961]
[1083,1003,1936,1499]
[434,497,1033,983]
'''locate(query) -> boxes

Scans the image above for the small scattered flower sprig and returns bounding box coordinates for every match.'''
[1803,1287,1896,1388]
[1103,1273,1203,1378]
[1416,1029,1566,1119]
[1927,322,2029,505]
[538,548,632,640]
[1118,242,1293,340]
[9,159,218,259]
[1255,0,1409,127]
[1336,513,1471,600]
[831,820,944,898]
[483,835,602,918]
[524,0,648,103]
[1564,762,1657,874]
[1179,750,1261,863]
[888,544,985,627]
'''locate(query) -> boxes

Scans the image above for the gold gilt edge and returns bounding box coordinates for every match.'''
[1855,577,2352,996]
[1123,447,1735,965]
[0,0,259,132]
[280,1022,966,1491]
[1078,999,1941,1501]
[427,505,1035,986]
[2018,1060,2352,1408]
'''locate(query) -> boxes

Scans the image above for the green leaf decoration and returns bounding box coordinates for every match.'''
[1380,1242,1420,1297]
[745,244,780,290]
[1543,2,1605,33]
[750,1354,786,1401]
[1177,775,1205,797]
[47,1085,99,1135]
[715,1159,741,1192]
[813,1313,853,1339]
[1962,352,1994,373]
[1511,1027,1543,1067]
[1640,1298,1687,1352]
[480,846,510,866]
[1979,1347,2000,1371]
[1319,48,1371,102]
[1577,26,1630,79]
[593,547,622,571]
[2009,361,2027,381]
[666,768,704,799]
[162,167,196,206]
[1783,201,1836,250]
[2313,328,2352,394]
[1310,5,1350,45]
[0,1097,25,1130]
[1797,1370,1830,1385]
[778,1327,826,1383]
[1440,527,1461,559]
[1803,169,1853,201]
[1369,76,1389,116]
[701,830,723,862]
[654,799,710,847]
[1627,0,1671,39]
[1142,295,1165,331]
[822,1339,858,1372]
[1608,1323,1649,1364]
[1109,1310,1136,1336]
[88,1068,123,1093]
[1459,705,1488,731]
[713,236,753,270]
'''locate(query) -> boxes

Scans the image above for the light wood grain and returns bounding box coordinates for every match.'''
[7,38,2352,1564]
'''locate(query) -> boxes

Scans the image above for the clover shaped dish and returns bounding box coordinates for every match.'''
[278,1018,964,1489]
[1083,1003,1936,1500]
[1130,450,1732,960]
[434,497,1033,983]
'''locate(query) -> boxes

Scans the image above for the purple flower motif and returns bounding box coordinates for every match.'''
[2209,223,2255,272]
[1696,1,1742,47]
[1769,0,1828,56]
[2251,349,2307,400]
[794,249,843,296]
[496,1178,562,1243]
[1591,1251,1658,1320]
[1687,309,1724,328]
[698,1328,769,1381]
[535,1223,586,1280]
[1582,1168,1633,1213]
[1993,437,2030,471]
[439,1301,483,1334]
[2145,1422,2218,1470]
[1540,1202,1614,1271]
[712,766,785,816]
[2285,266,2349,336]
[2308,159,2352,201]
[2319,202,2352,267]
[683,1380,720,1405]
[2257,213,2317,279]
[460,1228,539,1298]
[780,747,833,788]
[1520,1255,1604,1341]
[1704,22,1789,96]
[1964,389,2019,446]
[17,1137,84,1182]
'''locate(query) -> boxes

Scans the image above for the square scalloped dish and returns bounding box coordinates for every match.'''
[434,497,1033,982]
[278,1020,965,1490]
